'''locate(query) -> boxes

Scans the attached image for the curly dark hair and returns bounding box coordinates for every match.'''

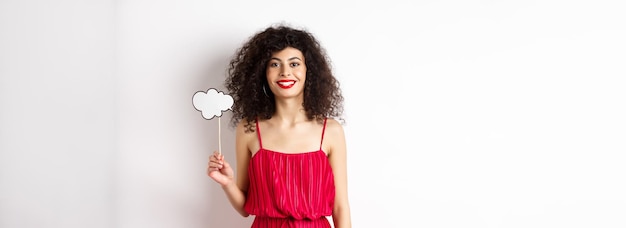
[225,24,344,132]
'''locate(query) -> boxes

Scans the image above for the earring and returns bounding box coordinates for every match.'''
[262,85,270,98]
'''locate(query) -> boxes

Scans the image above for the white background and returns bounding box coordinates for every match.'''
[1,0,625,227]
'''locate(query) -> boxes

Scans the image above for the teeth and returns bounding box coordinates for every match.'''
[278,81,295,86]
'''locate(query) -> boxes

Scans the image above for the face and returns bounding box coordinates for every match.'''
[266,47,307,100]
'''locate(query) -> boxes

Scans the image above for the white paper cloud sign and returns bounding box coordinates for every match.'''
[192,88,233,120]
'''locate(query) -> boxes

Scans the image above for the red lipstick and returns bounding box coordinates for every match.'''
[277,80,296,89]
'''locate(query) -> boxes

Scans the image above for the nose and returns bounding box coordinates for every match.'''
[280,67,290,76]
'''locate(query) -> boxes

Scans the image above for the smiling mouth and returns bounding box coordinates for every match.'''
[277,80,296,89]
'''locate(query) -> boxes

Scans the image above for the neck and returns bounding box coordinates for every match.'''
[273,97,307,124]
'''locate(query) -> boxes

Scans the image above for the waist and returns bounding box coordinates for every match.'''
[252,216,330,228]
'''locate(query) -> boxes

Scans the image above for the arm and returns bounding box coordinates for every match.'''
[208,121,251,217]
[327,119,352,228]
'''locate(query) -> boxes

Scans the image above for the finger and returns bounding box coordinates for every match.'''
[209,156,221,164]
[207,167,219,176]
[208,161,224,169]
[209,154,224,164]
[208,170,225,182]
[211,151,221,160]
[221,160,231,169]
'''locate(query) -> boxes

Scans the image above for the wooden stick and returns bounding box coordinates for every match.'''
[218,116,222,156]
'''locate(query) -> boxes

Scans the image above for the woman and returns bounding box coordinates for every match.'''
[207,24,351,228]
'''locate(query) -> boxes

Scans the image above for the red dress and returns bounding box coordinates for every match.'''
[244,119,335,228]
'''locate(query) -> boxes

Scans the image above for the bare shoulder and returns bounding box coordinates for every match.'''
[235,119,257,147]
[324,118,346,155]
[235,118,255,134]
[325,118,345,136]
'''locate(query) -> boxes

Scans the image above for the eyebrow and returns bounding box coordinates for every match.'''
[270,57,303,61]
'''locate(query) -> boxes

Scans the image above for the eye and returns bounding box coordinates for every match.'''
[268,62,279,67]
[290,62,300,67]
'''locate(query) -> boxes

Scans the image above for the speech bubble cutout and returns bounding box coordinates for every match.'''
[193,88,233,120]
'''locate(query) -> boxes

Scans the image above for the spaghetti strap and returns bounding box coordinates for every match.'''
[320,118,327,150]
[255,117,263,149]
